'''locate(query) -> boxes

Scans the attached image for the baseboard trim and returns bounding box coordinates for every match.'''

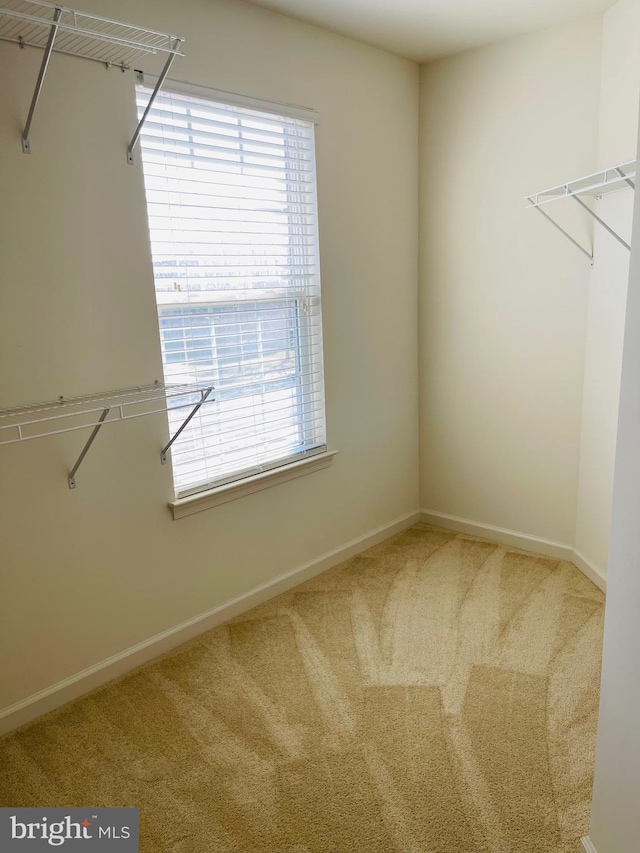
[572,549,607,593]
[581,837,598,853]
[0,510,421,736]
[420,509,607,593]
[420,509,574,559]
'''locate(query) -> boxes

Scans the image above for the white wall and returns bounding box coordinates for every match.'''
[574,0,640,575]
[587,83,640,853]
[585,3,640,847]
[0,0,419,718]
[418,18,602,544]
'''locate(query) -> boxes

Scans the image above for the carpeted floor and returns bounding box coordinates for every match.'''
[0,524,605,852]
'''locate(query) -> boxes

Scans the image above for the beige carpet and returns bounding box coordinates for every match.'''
[0,524,605,852]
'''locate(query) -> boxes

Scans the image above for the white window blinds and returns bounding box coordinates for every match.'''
[137,85,327,498]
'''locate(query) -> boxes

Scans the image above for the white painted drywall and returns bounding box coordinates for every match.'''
[587,77,640,853]
[418,18,602,544]
[574,0,640,576]
[0,0,419,713]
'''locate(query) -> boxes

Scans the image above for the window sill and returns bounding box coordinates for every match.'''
[168,450,338,520]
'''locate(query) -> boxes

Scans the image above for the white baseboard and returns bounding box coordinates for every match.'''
[0,510,421,736]
[420,509,607,593]
[572,549,607,593]
[420,509,574,560]
[581,837,598,853]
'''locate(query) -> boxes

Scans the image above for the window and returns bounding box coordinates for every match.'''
[137,84,327,499]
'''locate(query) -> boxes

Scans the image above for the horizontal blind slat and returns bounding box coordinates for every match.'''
[140,116,315,152]
[175,445,327,496]
[137,99,313,138]
[140,127,315,159]
[141,147,317,180]
[173,437,325,485]
[170,414,326,452]
[142,172,316,190]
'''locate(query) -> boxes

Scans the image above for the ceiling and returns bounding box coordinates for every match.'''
[243,0,613,62]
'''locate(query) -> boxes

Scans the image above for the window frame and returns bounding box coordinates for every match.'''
[136,76,331,506]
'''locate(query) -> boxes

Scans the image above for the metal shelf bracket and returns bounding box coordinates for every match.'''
[161,387,213,464]
[614,167,635,191]
[570,192,631,252]
[127,40,182,165]
[527,160,636,264]
[21,4,61,154]
[527,197,594,266]
[68,406,109,489]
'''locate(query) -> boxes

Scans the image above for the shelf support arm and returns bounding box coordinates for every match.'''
[527,198,593,264]
[161,388,213,464]
[21,5,62,154]
[68,407,110,489]
[614,167,635,191]
[127,38,182,165]
[570,193,631,252]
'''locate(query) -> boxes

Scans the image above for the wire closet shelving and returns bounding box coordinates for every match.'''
[0,0,184,159]
[527,160,636,264]
[0,382,214,489]
[0,3,195,491]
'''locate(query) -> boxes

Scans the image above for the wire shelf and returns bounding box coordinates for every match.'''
[526,160,636,262]
[527,160,636,209]
[0,0,184,68]
[0,382,214,445]
[1,0,184,158]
